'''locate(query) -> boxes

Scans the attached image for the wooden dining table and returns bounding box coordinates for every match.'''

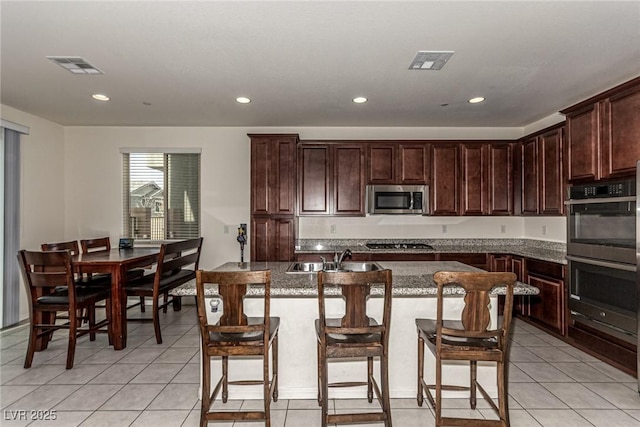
[72,247,160,349]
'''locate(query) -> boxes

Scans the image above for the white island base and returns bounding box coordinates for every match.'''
[201,295,500,401]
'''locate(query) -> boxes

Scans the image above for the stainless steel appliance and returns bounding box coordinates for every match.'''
[366,185,427,215]
[566,178,637,346]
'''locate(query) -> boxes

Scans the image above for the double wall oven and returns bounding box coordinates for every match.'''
[566,177,638,348]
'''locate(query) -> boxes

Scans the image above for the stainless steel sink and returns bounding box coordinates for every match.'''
[286,261,383,274]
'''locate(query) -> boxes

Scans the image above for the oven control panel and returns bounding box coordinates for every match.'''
[569,179,635,199]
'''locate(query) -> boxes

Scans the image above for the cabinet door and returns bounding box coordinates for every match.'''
[431,144,460,215]
[521,138,539,214]
[488,144,513,215]
[250,217,295,262]
[539,128,565,215]
[399,144,429,184]
[250,135,296,215]
[528,274,565,334]
[298,145,330,215]
[461,143,487,215]
[333,145,366,215]
[601,84,640,178]
[566,104,599,182]
[368,144,396,184]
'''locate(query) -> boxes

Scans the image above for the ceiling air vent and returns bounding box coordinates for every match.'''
[408,51,454,71]
[46,56,103,74]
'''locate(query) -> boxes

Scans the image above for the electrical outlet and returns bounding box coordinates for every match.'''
[542,225,547,236]
[441,225,447,233]
[500,225,506,234]
[330,224,337,234]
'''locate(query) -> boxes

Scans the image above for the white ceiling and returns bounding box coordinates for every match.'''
[1,1,639,128]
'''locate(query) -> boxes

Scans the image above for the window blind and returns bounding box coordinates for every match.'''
[122,152,200,241]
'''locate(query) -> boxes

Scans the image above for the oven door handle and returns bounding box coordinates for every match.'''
[566,255,637,272]
[564,196,636,205]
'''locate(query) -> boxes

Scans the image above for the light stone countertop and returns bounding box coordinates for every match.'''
[172,261,539,297]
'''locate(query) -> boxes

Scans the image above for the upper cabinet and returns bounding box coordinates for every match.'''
[562,76,640,183]
[431,144,460,215]
[519,124,565,215]
[250,134,298,215]
[460,143,487,215]
[367,142,429,184]
[487,143,514,215]
[298,143,366,216]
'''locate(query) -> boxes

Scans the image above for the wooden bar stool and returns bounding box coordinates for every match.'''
[195,269,279,427]
[416,271,516,427]
[316,269,393,427]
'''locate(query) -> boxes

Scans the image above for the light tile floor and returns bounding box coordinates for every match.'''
[1,305,639,426]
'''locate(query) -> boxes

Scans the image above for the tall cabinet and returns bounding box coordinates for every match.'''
[250,134,298,262]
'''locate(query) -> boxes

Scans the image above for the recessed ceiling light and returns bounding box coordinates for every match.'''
[353,97,368,104]
[236,97,251,104]
[92,94,110,101]
[468,97,485,104]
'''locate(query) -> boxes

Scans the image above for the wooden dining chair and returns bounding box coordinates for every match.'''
[125,237,202,344]
[17,249,112,369]
[416,271,516,427]
[316,269,393,427]
[195,269,279,427]
[80,237,146,309]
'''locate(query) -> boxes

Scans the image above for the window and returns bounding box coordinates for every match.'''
[122,150,201,241]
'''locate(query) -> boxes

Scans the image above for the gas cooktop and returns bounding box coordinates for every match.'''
[365,242,434,250]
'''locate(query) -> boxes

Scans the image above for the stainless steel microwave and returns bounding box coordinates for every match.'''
[366,185,428,215]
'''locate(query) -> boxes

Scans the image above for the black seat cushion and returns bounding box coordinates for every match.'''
[315,317,382,345]
[416,318,498,349]
[125,269,195,293]
[208,316,280,343]
[37,285,110,305]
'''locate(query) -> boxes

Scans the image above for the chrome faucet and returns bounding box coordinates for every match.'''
[335,248,352,269]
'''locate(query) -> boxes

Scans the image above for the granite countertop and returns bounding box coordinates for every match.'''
[295,238,567,265]
[173,261,539,298]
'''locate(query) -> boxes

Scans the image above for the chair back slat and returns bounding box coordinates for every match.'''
[433,271,516,338]
[41,240,80,256]
[196,269,271,343]
[80,237,110,253]
[156,238,202,278]
[317,269,392,338]
[18,250,76,296]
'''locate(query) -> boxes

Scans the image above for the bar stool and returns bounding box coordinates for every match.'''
[316,269,393,427]
[195,269,279,427]
[416,271,516,427]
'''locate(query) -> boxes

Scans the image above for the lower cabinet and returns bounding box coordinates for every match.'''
[525,259,566,335]
[251,216,296,262]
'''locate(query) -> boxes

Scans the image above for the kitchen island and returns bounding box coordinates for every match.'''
[173,261,538,400]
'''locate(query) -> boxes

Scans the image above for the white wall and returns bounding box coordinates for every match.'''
[1,105,66,321]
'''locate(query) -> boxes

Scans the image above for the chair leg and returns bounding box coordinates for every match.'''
[88,304,97,341]
[23,316,38,369]
[417,335,424,407]
[201,352,211,427]
[66,309,78,369]
[316,340,322,406]
[381,353,393,427]
[498,361,509,426]
[163,292,169,313]
[435,354,442,427]
[272,333,279,402]
[320,349,329,427]
[172,295,182,311]
[139,296,146,312]
[263,349,271,427]
[470,360,477,409]
[222,356,229,403]
[105,298,113,346]
[153,298,162,344]
[367,356,374,403]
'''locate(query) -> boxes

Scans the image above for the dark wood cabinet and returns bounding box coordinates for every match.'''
[251,216,296,262]
[431,144,460,215]
[563,76,640,183]
[250,134,298,262]
[526,259,566,335]
[489,254,529,316]
[367,142,429,184]
[460,143,487,215]
[250,134,297,215]
[298,143,365,216]
[520,124,565,215]
[488,144,513,215]
[437,252,487,270]
[601,83,640,178]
